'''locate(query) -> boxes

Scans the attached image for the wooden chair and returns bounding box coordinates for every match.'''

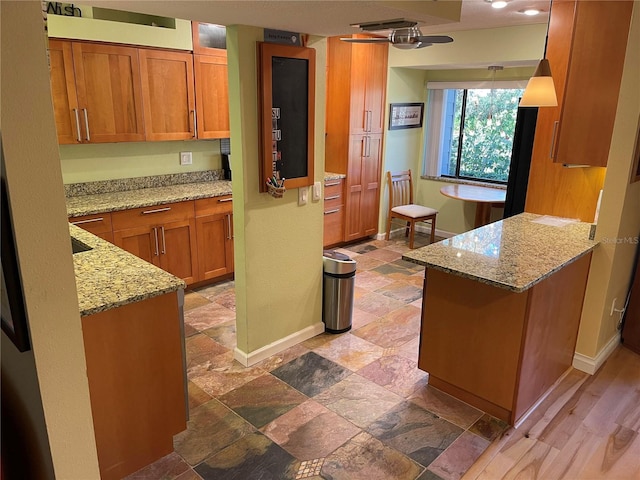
[385,170,438,249]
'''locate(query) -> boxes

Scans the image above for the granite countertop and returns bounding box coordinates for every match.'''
[70,224,185,316]
[402,212,597,293]
[67,180,232,218]
[325,172,346,181]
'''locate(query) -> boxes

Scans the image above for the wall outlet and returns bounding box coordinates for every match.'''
[298,187,308,206]
[180,151,193,165]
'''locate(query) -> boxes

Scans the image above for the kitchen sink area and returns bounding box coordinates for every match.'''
[71,236,93,254]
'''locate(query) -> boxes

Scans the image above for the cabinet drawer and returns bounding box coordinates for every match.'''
[69,213,113,235]
[195,195,233,216]
[324,179,343,199]
[323,205,344,247]
[112,201,195,230]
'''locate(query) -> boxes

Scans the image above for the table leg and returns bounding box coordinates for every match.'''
[474,203,492,228]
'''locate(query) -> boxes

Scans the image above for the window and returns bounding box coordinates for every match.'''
[424,83,525,184]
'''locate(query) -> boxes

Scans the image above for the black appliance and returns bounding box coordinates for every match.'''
[221,154,232,180]
[503,106,538,218]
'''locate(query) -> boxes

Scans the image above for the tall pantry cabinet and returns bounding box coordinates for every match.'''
[325,36,388,242]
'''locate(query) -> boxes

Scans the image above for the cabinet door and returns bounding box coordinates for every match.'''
[364,43,388,134]
[554,0,633,167]
[361,135,382,236]
[69,213,113,243]
[344,135,365,241]
[195,212,234,281]
[194,54,230,139]
[139,49,196,141]
[48,39,81,144]
[113,225,161,268]
[348,42,370,135]
[158,219,199,285]
[71,42,145,143]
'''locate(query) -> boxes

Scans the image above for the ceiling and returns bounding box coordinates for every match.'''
[87,0,550,37]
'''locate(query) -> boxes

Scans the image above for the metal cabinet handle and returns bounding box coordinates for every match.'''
[325,182,341,187]
[153,227,159,256]
[324,208,340,215]
[71,217,104,225]
[191,110,197,138]
[367,110,372,132]
[325,195,340,201]
[160,226,166,254]
[226,214,232,240]
[73,108,82,142]
[217,197,233,203]
[82,108,90,141]
[549,121,559,159]
[142,207,171,215]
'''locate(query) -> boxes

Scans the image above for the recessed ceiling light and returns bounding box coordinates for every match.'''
[521,8,541,16]
[491,1,509,9]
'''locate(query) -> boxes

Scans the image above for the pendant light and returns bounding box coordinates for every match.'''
[487,65,503,125]
[520,0,557,107]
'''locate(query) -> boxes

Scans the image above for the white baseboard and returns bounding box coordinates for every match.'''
[375,225,455,242]
[573,332,621,375]
[233,322,325,367]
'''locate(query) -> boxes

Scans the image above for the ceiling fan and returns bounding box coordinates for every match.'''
[341,19,453,50]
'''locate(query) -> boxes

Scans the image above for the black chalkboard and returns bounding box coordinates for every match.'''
[271,56,309,181]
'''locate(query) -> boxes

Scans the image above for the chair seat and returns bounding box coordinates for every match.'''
[391,204,438,218]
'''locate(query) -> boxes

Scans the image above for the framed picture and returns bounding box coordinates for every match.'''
[631,114,640,183]
[389,103,424,130]
[1,138,31,352]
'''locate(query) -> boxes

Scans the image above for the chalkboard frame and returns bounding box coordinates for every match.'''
[257,42,315,193]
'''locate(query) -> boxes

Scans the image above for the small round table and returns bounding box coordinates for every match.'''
[440,184,506,228]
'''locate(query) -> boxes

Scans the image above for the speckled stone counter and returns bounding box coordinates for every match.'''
[70,224,185,316]
[324,172,346,181]
[403,212,597,293]
[67,180,232,218]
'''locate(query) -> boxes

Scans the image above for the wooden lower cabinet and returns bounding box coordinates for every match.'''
[82,292,187,480]
[419,253,592,424]
[112,202,199,285]
[323,178,344,247]
[195,196,234,281]
[69,213,113,243]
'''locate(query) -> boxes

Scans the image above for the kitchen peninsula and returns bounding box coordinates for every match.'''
[403,213,597,425]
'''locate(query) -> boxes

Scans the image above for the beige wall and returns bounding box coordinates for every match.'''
[60,140,222,183]
[576,3,640,358]
[0,2,100,478]
[227,26,325,360]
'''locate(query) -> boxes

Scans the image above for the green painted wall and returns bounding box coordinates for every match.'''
[227,26,325,359]
[59,140,222,183]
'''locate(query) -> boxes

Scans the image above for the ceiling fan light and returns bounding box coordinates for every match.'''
[519,59,558,107]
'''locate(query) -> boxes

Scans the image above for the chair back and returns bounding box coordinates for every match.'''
[387,170,414,209]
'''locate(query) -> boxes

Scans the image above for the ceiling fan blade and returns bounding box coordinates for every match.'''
[416,35,454,44]
[415,43,433,49]
[340,37,391,44]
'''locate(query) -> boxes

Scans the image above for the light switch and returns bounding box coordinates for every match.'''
[298,187,308,206]
[312,181,321,201]
[180,152,193,165]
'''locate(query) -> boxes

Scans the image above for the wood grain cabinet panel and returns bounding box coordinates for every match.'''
[139,49,196,141]
[69,213,114,243]
[194,54,230,139]
[323,179,344,247]
[48,39,81,144]
[70,41,146,143]
[195,196,234,281]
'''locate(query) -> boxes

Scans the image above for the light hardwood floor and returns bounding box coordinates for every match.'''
[462,345,640,480]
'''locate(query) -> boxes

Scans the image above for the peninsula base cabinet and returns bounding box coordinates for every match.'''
[419,253,592,425]
[82,292,187,480]
[112,201,199,285]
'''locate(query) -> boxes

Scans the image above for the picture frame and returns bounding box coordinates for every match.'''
[1,137,31,352]
[631,114,640,183]
[389,103,424,130]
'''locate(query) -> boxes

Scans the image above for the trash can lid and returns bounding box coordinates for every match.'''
[323,250,356,275]
[322,250,350,261]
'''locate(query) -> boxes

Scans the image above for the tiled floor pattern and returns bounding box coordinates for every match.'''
[125,233,508,480]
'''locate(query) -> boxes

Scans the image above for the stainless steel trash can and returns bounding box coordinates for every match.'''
[322,250,356,333]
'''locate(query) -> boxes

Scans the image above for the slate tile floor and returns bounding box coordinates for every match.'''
[125,233,508,480]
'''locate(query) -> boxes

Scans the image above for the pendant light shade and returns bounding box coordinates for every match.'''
[520,59,558,107]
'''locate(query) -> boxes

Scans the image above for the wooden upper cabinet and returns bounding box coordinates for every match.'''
[194,54,230,139]
[71,42,146,143]
[549,0,633,166]
[348,38,388,135]
[48,39,81,144]
[191,22,227,56]
[139,49,196,141]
